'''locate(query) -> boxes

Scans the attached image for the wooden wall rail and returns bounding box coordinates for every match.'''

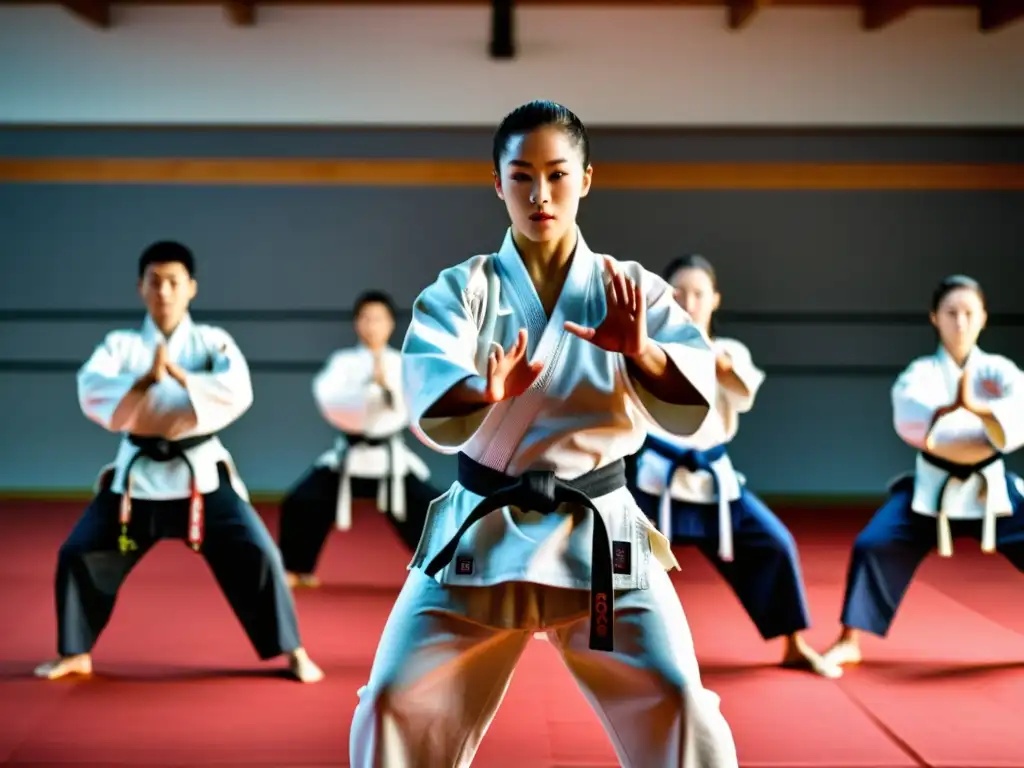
[2,158,1023,189]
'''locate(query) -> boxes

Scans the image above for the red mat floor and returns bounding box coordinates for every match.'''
[1,500,1023,767]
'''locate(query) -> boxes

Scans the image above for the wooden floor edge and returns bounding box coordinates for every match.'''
[0,158,1022,189]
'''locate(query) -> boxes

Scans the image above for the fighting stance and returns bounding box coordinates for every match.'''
[630,255,839,678]
[824,275,1024,667]
[277,290,440,587]
[350,101,738,768]
[34,241,323,684]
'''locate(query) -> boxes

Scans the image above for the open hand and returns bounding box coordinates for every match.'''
[564,257,648,359]
[484,328,543,403]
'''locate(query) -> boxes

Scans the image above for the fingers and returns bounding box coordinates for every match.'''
[486,352,498,392]
[603,256,620,304]
[622,276,638,315]
[608,269,623,307]
[505,328,528,359]
[152,344,168,373]
[607,264,627,308]
[563,321,596,341]
[604,256,641,315]
[525,360,545,384]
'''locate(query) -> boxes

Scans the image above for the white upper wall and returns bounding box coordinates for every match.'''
[1,5,1022,126]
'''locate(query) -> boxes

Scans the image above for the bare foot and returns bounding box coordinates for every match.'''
[781,634,843,679]
[288,648,324,683]
[285,572,321,589]
[34,654,93,680]
[822,636,863,668]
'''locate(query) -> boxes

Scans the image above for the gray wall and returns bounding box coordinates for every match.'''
[1,127,1022,497]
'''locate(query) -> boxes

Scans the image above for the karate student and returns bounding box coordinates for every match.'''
[349,100,739,768]
[629,254,840,679]
[824,274,1024,668]
[277,290,440,588]
[34,241,323,684]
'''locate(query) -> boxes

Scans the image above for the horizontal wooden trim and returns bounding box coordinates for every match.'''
[4,125,1022,135]
[0,359,905,377]
[1,158,1022,189]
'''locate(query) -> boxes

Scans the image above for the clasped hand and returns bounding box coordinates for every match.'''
[950,371,1001,418]
[926,371,1001,450]
[137,343,189,388]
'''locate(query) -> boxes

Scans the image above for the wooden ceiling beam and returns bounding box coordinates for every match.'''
[225,1,256,25]
[861,0,916,29]
[61,0,111,28]
[490,0,515,58]
[727,0,764,29]
[979,0,1024,31]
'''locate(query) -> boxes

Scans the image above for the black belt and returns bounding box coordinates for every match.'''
[920,450,1004,557]
[342,431,399,514]
[118,433,218,554]
[921,451,1002,508]
[424,452,627,652]
[128,434,216,461]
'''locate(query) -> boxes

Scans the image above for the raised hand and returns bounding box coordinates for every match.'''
[958,370,1001,417]
[484,328,544,403]
[151,343,168,382]
[564,256,648,359]
[372,352,388,387]
[928,372,990,450]
[956,371,971,408]
[132,343,168,392]
[715,352,734,377]
[371,351,396,408]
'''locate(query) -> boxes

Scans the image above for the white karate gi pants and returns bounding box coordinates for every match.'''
[349,564,738,768]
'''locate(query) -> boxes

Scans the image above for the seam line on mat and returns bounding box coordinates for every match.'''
[835,682,931,768]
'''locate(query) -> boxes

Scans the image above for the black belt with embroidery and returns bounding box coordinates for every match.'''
[424,452,626,652]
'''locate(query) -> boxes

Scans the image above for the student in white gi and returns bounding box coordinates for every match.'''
[824,275,1024,668]
[277,290,439,588]
[349,101,738,768]
[34,241,323,684]
[629,254,840,678]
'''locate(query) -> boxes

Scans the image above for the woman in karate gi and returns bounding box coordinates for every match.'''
[349,101,738,768]
[277,290,439,588]
[823,274,1024,668]
[34,241,323,684]
[629,254,840,679]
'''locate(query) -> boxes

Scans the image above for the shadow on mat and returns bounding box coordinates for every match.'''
[0,662,367,682]
[850,659,1024,680]
[693,662,780,677]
